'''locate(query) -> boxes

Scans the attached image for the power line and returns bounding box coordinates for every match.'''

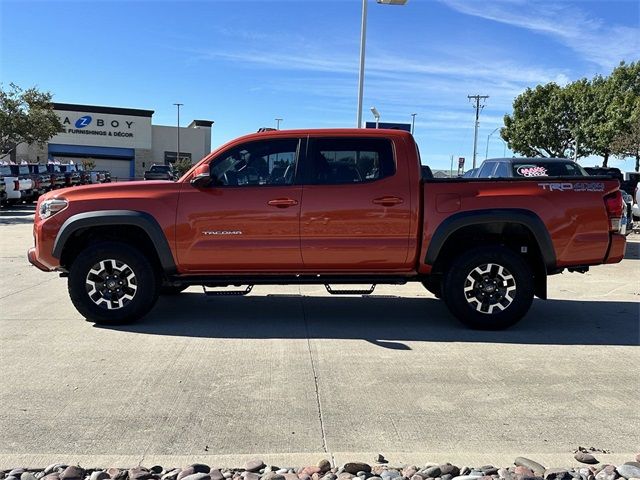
[468,94,489,169]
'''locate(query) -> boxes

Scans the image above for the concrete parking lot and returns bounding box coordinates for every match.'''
[0,204,638,468]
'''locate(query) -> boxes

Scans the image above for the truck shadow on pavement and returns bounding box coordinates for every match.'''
[624,240,639,259]
[96,294,640,348]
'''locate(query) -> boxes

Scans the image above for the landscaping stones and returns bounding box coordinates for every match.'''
[514,459,545,477]
[344,466,371,476]
[574,454,599,465]
[3,457,640,480]
[246,463,266,474]
[617,466,640,480]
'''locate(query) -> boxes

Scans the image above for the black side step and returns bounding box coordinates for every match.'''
[202,285,253,296]
[325,284,376,295]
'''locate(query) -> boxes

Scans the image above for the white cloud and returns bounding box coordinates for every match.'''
[439,0,640,70]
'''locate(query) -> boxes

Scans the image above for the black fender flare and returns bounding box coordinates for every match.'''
[425,208,557,271]
[52,210,177,274]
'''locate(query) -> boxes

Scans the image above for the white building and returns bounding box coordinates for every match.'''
[16,103,213,180]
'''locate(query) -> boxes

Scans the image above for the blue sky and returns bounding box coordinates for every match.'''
[1,0,639,171]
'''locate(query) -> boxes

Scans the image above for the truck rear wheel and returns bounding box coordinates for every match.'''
[68,241,160,325]
[443,246,534,330]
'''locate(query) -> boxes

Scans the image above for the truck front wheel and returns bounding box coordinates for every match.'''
[443,246,534,330]
[68,241,160,325]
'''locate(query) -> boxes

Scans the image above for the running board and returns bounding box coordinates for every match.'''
[202,285,253,296]
[325,284,376,295]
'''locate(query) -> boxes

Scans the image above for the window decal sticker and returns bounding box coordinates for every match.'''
[516,165,548,177]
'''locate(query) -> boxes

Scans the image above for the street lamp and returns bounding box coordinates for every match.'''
[275,118,283,130]
[370,107,380,128]
[356,0,408,128]
[410,113,417,134]
[485,126,500,160]
[173,103,183,164]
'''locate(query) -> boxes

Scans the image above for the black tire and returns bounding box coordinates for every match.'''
[421,276,442,299]
[68,241,160,325]
[160,285,188,295]
[443,246,534,330]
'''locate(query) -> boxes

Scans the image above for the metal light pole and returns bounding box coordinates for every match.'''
[173,103,183,163]
[371,107,380,128]
[356,0,407,128]
[485,126,500,160]
[411,113,417,134]
[275,118,283,130]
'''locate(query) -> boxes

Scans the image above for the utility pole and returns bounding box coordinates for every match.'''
[468,94,489,169]
[275,118,283,130]
[173,103,183,164]
[411,113,417,135]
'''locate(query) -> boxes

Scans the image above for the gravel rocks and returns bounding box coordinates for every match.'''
[514,459,545,477]
[4,455,640,480]
[245,462,265,474]
[594,466,617,480]
[617,465,640,480]
[574,454,599,465]
[343,466,371,476]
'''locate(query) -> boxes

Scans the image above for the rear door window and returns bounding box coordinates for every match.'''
[306,137,395,185]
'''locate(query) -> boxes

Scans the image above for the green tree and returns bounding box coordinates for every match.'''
[610,98,640,171]
[173,157,193,178]
[81,157,96,170]
[606,62,640,170]
[0,83,62,159]
[501,83,586,158]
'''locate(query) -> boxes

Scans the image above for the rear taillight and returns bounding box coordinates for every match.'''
[14,180,19,190]
[604,191,624,232]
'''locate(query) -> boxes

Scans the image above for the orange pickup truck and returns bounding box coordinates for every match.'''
[28,129,626,329]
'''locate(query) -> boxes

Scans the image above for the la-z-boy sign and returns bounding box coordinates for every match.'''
[51,110,152,149]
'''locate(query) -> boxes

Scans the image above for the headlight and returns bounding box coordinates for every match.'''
[39,198,68,219]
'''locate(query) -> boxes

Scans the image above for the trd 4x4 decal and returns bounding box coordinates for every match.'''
[538,182,605,192]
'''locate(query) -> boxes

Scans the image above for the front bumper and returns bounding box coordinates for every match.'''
[28,247,53,272]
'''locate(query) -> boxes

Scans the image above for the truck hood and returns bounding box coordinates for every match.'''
[43,180,181,203]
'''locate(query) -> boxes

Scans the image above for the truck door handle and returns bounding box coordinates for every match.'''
[372,196,404,206]
[268,198,299,208]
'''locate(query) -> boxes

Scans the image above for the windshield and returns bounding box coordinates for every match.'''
[0,165,11,176]
[151,165,171,172]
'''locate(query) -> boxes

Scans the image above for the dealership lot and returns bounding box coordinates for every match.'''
[0,207,638,468]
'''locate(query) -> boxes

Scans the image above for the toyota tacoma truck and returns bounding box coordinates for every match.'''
[28,129,627,329]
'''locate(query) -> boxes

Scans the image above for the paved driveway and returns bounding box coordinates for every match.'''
[1,210,638,468]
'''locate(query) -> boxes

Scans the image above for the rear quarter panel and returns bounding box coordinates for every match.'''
[419,178,620,271]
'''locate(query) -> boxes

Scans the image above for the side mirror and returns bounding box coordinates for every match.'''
[190,164,211,188]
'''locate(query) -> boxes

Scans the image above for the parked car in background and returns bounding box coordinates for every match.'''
[474,157,588,178]
[0,177,6,206]
[46,164,70,189]
[462,168,479,178]
[584,166,634,232]
[7,164,36,203]
[144,164,174,181]
[58,164,82,187]
[26,164,52,197]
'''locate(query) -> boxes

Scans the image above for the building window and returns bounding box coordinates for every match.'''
[164,151,192,163]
